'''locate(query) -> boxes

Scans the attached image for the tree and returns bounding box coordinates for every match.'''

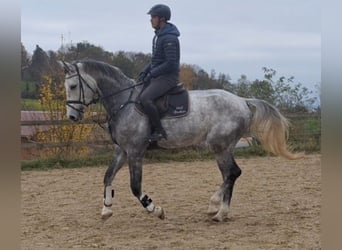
[193,69,210,89]
[192,68,223,90]
[47,50,65,84]
[29,45,51,82]
[63,41,110,62]
[21,43,30,70]
[262,67,316,112]
[129,52,151,79]
[21,43,31,84]
[180,64,196,89]
[235,74,251,97]
[218,73,233,92]
[20,41,318,112]
[111,51,135,78]
[250,79,275,104]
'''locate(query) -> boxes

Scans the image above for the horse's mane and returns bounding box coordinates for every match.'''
[76,59,132,83]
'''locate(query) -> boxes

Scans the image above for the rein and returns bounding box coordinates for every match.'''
[101,81,144,101]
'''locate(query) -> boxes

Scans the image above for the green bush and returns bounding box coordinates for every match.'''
[288,115,321,152]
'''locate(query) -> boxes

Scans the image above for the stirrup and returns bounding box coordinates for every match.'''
[147,130,167,142]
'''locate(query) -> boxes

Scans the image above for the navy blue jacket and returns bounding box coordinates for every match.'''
[144,23,180,79]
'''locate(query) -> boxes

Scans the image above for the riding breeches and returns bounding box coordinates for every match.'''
[139,75,178,130]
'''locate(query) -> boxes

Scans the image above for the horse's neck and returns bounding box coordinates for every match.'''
[98,78,138,116]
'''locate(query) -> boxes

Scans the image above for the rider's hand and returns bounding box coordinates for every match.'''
[143,72,152,83]
[137,71,147,83]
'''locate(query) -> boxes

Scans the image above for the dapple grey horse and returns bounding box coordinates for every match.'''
[59,59,300,222]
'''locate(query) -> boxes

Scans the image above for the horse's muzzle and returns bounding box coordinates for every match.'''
[69,114,79,122]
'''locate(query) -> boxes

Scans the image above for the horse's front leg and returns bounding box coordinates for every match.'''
[207,189,223,215]
[128,154,165,219]
[101,145,127,220]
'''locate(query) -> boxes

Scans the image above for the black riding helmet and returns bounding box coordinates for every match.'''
[147,4,171,21]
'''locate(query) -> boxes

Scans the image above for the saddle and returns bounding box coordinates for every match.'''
[135,83,190,118]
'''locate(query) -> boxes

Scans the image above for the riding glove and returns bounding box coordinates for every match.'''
[137,71,147,83]
[143,72,152,83]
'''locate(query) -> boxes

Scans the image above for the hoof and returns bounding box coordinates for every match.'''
[153,206,165,220]
[101,206,113,221]
[207,205,219,215]
[211,210,228,222]
[211,214,224,222]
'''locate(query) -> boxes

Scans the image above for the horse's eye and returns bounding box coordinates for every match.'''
[70,85,77,90]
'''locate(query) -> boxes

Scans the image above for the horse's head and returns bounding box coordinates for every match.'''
[58,61,99,121]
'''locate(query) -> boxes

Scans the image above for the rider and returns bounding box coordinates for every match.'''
[138,4,181,142]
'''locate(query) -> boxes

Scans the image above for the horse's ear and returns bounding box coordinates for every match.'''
[57,60,73,74]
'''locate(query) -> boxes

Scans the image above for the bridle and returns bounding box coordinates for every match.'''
[65,63,100,114]
[64,62,144,116]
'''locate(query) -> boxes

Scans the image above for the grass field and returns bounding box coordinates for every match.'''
[21,98,43,110]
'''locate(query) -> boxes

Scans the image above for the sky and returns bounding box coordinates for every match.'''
[21,0,321,91]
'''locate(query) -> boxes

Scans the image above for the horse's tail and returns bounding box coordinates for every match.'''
[245,99,303,160]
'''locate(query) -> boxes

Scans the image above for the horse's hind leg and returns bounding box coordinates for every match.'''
[211,151,241,222]
[101,145,127,220]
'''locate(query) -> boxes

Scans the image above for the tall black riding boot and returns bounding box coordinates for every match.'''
[143,101,168,142]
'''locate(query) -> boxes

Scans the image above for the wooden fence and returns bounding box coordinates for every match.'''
[21,113,321,152]
[21,115,109,147]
